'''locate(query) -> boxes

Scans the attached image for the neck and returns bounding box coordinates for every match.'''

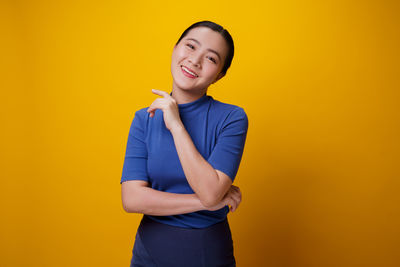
[171,86,207,104]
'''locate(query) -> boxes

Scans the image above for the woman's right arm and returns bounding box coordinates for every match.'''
[121,180,242,216]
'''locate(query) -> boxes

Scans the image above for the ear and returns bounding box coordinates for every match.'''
[212,72,225,84]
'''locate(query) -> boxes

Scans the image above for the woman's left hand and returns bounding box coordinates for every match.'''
[147,89,183,131]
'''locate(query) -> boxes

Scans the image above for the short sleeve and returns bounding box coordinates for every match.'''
[207,107,249,182]
[120,110,149,184]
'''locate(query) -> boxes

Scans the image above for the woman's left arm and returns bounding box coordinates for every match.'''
[147,89,246,208]
[170,126,233,208]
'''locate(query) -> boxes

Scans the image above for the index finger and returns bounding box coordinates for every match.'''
[151,89,171,98]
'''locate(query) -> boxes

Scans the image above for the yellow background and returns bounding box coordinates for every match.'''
[1,0,399,266]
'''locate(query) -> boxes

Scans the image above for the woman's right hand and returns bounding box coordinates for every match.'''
[207,185,242,212]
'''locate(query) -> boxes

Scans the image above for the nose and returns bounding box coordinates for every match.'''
[189,53,201,67]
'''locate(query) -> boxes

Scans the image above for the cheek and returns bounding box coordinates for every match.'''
[174,47,187,59]
[172,48,180,60]
[203,64,221,78]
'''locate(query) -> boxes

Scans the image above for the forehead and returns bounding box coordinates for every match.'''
[183,27,228,58]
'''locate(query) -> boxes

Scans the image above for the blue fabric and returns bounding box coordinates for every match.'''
[121,93,248,228]
[130,230,157,267]
[130,215,236,267]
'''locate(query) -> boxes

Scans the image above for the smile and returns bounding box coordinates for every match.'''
[181,65,198,78]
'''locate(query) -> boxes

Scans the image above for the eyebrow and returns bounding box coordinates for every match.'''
[186,38,221,60]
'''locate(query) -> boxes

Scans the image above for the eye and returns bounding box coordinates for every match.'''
[186,43,195,49]
[207,56,217,63]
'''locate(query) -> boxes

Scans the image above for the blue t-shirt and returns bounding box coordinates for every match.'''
[120,93,248,228]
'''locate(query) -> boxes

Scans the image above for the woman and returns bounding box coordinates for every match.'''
[120,21,248,267]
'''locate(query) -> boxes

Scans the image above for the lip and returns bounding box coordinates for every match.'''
[180,65,198,79]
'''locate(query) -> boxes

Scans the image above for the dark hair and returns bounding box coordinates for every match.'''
[175,21,234,76]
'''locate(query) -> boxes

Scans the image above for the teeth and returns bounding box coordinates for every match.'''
[182,66,198,77]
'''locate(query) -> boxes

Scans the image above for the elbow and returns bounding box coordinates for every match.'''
[199,194,222,209]
[122,200,134,213]
[198,184,230,208]
[199,170,232,209]
[122,202,134,213]
[122,201,143,214]
[121,180,149,214]
[121,196,143,214]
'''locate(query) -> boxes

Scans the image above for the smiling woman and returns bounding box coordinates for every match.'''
[120,21,248,267]
[171,27,228,98]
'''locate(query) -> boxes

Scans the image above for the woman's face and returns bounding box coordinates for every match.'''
[171,27,229,94]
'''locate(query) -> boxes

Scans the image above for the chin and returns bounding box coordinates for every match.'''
[174,82,198,92]
[172,75,196,91]
[174,80,205,93]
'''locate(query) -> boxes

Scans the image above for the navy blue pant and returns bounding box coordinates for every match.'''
[130,215,236,267]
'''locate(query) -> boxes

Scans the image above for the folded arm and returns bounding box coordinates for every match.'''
[170,126,233,208]
[121,180,242,216]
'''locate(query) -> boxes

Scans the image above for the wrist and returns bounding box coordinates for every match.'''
[170,122,185,135]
